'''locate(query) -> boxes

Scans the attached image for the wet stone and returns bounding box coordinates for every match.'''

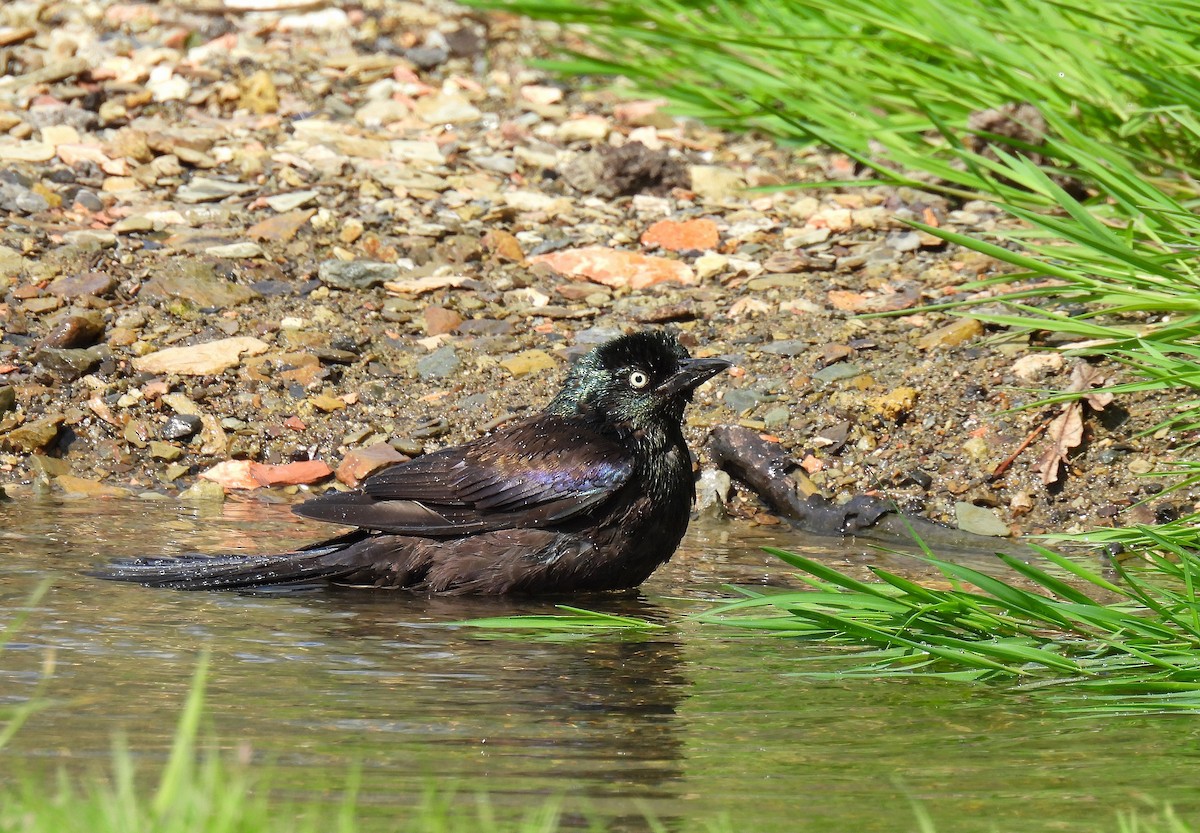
[0,386,15,414]
[2,414,64,451]
[47,271,117,299]
[162,413,203,441]
[35,346,102,378]
[42,309,105,348]
[149,441,183,461]
[416,345,460,380]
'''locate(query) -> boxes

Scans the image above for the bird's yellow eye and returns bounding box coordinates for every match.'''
[628,370,650,389]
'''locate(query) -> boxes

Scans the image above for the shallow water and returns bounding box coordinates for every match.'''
[0,498,1198,831]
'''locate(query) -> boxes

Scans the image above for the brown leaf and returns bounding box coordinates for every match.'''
[1034,403,1084,485]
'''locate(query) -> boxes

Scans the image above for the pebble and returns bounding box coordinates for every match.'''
[0,387,14,415]
[916,318,984,350]
[695,468,732,518]
[204,242,264,258]
[56,475,132,498]
[690,165,745,199]
[531,246,696,290]
[35,346,102,377]
[336,442,409,486]
[501,349,557,377]
[640,218,720,252]
[954,502,1012,537]
[176,177,256,204]
[133,336,270,376]
[2,415,64,452]
[758,339,809,357]
[179,480,225,502]
[143,263,259,308]
[868,386,919,422]
[265,191,319,212]
[47,271,117,298]
[318,259,406,290]
[149,441,182,461]
[416,345,460,380]
[162,413,203,440]
[42,310,105,348]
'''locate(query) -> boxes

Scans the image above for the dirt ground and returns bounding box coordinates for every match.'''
[0,0,1192,540]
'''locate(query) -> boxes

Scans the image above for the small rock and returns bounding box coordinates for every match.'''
[264,191,319,213]
[56,475,131,498]
[640,218,720,252]
[1011,353,1064,382]
[35,346,102,378]
[143,262,259,308]
[954,502,1012,537]
[556,115,610,143]
[0,386,15,415]
[722,389,764,413]
[501,349,557,377]
[531,246,695,290]
[249,460,333,487]
[179,479,225,502]
[812,363,865,384]
[149,441,183,461]
[868,386,919,422]
[204,242,263,258]
[689,166,745,199]
[47,271,117,299]
[176,177,256,204]
[309,394,345,412]
[414,93,481,124]
[336,442,409,486]
[248,208,315,242]
[162,394,203,417]
[763,405,790,429]
[759,339,808,357]
[890,231,922,252]
[133,336,270,376]
[424,306,463,336]
[917,318,984,350]
[416,345,460,380]
[695,468,732,518]
[2,415,64,451]
[318,259,406,290]
[42,309,105,348]
[199,459,259,490]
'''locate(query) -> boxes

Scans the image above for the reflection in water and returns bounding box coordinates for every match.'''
[2,498,1200,831]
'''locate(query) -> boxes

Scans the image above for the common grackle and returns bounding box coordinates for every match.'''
[94,330,730,595]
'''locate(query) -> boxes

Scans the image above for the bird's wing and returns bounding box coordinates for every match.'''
[293,415,633,535]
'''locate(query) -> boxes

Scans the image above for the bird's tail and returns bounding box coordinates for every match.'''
[91,532,364,591]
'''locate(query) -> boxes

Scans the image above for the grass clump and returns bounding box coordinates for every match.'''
[699,545,1200,713]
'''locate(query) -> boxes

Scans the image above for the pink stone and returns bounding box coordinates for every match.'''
[249,460,333,487]
[529,246,695,290]
[199,460,259,490]
[640,218,719,252]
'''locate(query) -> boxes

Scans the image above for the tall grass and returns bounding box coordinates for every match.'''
[469,0,1200,533]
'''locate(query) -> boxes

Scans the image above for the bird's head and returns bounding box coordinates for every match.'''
[549,330,731,431]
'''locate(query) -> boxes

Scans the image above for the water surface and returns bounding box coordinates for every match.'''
[0,498,1197,831]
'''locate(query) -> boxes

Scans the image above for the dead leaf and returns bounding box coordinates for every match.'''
[1035,403,1084,485]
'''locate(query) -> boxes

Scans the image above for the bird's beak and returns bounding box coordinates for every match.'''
[657,356,732,398]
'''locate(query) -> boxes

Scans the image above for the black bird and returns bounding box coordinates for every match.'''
[95,330,730,595]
